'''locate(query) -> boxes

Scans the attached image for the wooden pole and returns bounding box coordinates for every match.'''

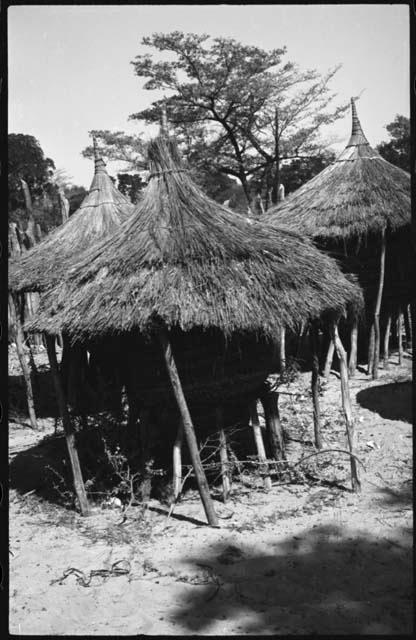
[382,314,391,369]
[158,326,218,527]
[310,323,322,449]
[173,420,184,499]
[279,326,286,372]
[348,317,358,377]
[397,310,403,365]
[407,304,413,346]
[330,321,361,492]
[216,406,231,503]
[367,323,375,376]
[11,294,38,430]
[139,408,152,502]
[249,401,272,490]
[45,334,90,515]
[403,304,412,349]
[260,391,286,462]
[372,228,386,380]
[323,339,335,380]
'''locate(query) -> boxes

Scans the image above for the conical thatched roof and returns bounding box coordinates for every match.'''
[267,99,410,239]
[9,141,134,294]
[27,135,362,341]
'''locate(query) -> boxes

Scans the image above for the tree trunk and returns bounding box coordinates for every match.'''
[45,334,90,515]
[158,326,218,527]
[367,323,375,375]
[11,293,38,430]
[310,323,322,449]
[260,391,286,462]
[323,339,335,380]
[397,311,403,365]
[249,401,272,490]
[372,229,386,379]
[330,321,361,492]
[173,421,184,500]
[271,107,280,205]
[348,318,358,377]
[383,314,391,368]
[216,406,231,503]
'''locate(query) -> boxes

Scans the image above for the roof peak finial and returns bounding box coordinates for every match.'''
[346,97,370,148]
[91,133,107,173]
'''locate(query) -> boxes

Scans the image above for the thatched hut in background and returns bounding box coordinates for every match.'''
[9,141,134,491]
[28,133,363,524]
[266,98,412,379]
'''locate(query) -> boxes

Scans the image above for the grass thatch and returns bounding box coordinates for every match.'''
[267,101,410,240]
[9,155,134,294]
[26,135,363,342]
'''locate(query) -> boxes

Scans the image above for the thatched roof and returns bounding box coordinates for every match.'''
[27,135,362,341]
[266,99,410,240]
[9,142,134,293]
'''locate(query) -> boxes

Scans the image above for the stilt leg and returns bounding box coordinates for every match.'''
[45,334,90,515]
[158,326,218,527]
[330,322,361,493]
[383,314,391,369]
[348,318,358,377]
[216,407,231,503]
[11,293,38,430]
[250,401,272,491]
[310,323,322,449]
[260,390,286,464]
[398,311,403,365]
[323,339,335,380]
[173,421,184,499]
[367,323,375,375]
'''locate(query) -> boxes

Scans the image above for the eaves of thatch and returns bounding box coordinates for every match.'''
[266,99,410,240]
[9,148,134,294]
[27,135,363,342]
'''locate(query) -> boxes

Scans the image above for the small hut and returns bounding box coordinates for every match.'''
[266,98,412,378]
[9,140,134,438]
[28,134,363,524]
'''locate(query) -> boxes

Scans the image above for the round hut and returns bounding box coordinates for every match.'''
[9,141,135,500]
[266,98,412,378]
[28,134,363,524]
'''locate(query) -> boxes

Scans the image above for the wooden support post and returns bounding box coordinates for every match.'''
[158,326,218,527]
[310,323,322,449]
[367,323,375,376]
[407,304,413,346]
[249,401,272,491]
[330,322,361,493]
[260,391,286,462]
[216,406,231,503]
[403,304,412,349]
[11,294,38,430]
[398,311,403,365]
[348,318,358,377]
[383,314,391,369]
[173,420,184,500]
[279,326,286,371]
[372,228,386,380]
[139,408,152,502]
[323,339,335,380]
[45,334,90,515]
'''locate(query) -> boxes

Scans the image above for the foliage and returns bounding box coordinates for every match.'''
[82,129,146,169]
[279,151,336,197]
[130,32,350,203]
[8,133,55,211]
[376,115,410,172]
[66,185,89,216]
[117,173,145,204]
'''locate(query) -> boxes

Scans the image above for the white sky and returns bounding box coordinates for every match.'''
[8,4,410,188]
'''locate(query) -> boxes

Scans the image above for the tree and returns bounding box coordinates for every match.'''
[82,130,145,170]
[8,133,55,211]
[130,32,350,206]
[278,150,336,196]
[116,173,145,203]
[376,115,410,172]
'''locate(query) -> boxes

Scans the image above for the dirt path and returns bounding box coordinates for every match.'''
[9,349,412,635]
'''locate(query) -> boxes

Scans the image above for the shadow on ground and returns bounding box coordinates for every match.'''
[356,381,411,423]
[9,370,59,420]
[171,524,413,635]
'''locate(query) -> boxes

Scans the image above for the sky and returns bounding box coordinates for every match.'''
[8,3,410,188]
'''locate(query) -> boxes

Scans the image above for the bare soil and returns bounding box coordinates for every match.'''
[9,346,413,635]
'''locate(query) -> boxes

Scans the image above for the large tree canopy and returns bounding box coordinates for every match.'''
[376,115,410,172]
[129,32,350,205]
[8,133,55,211]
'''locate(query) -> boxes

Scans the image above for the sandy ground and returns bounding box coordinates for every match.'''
[9,346,413,635]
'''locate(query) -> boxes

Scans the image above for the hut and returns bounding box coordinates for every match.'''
[27,134,363,525]
[9,141,134,506]
[266,98,412,378]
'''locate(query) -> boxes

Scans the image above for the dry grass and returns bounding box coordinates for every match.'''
[26,136,363,341]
